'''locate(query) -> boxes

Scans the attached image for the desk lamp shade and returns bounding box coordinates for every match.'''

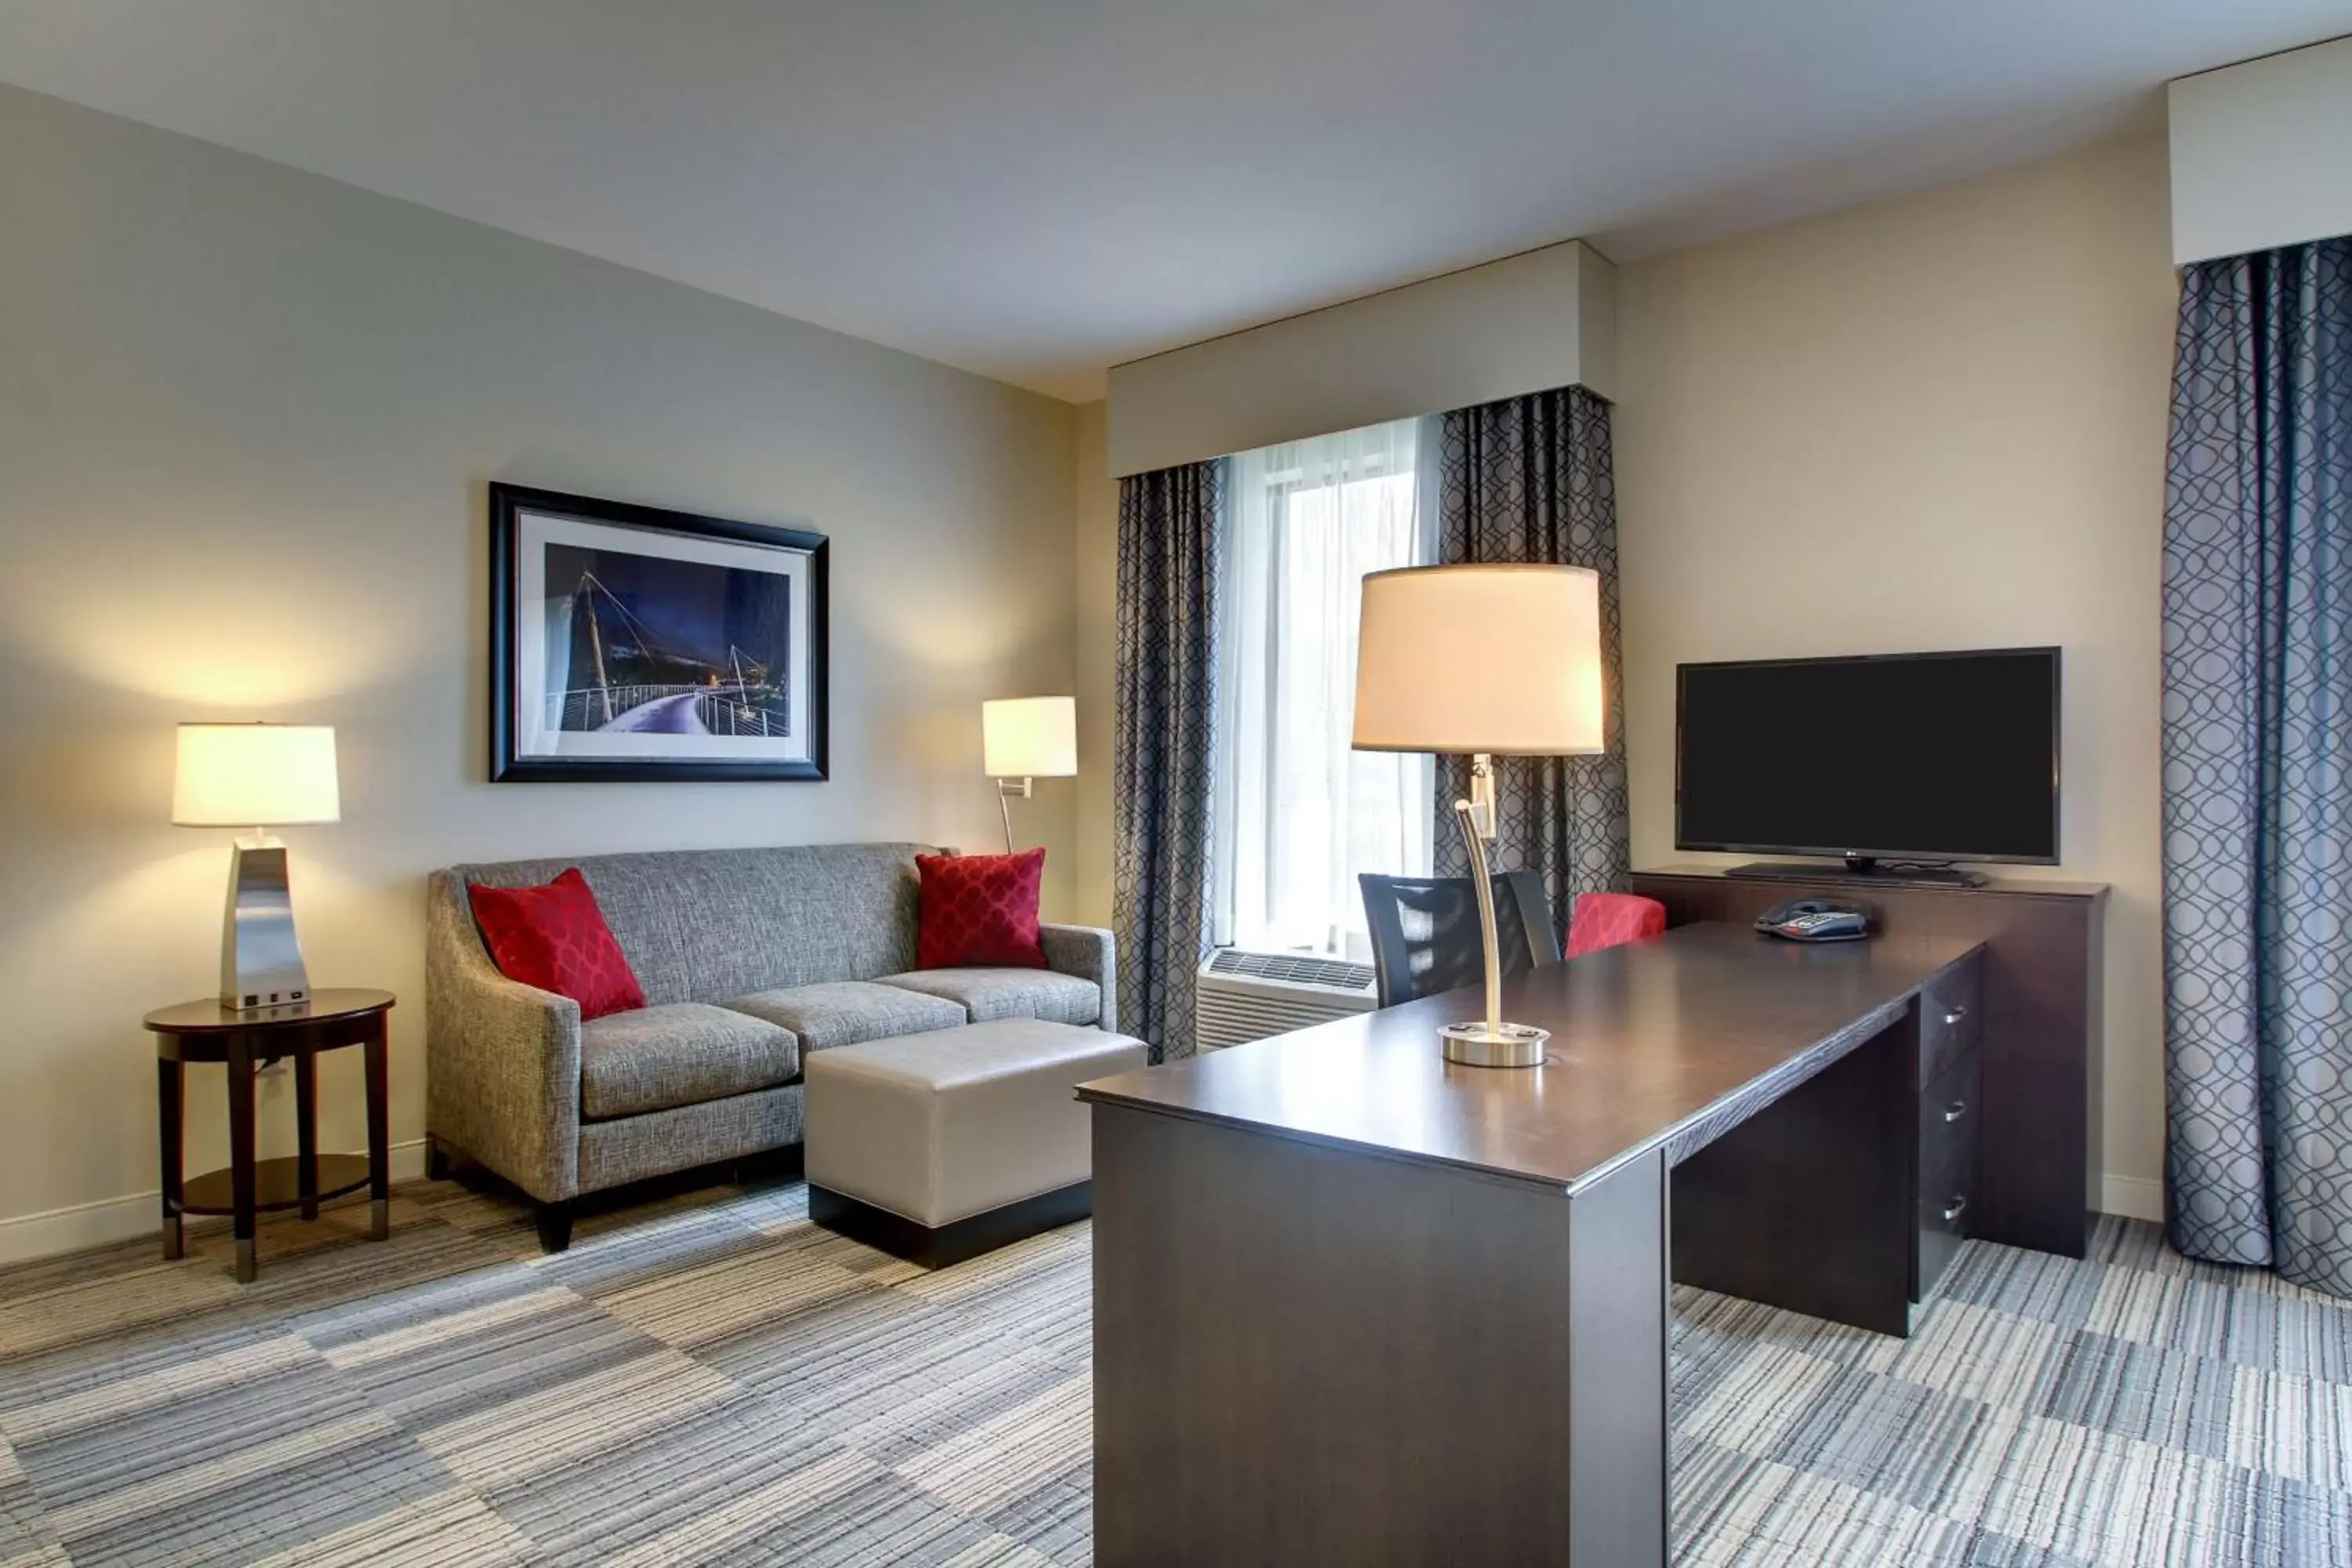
[1352,564,1603,757]
[983,697,1076,852]
[1352,564,1604,1066]
[174,724,339,1010]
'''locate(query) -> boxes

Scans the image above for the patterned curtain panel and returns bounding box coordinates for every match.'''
[2163,237,2352,1291]
[1430,385,1630,931]
[1113,459,1225,1062]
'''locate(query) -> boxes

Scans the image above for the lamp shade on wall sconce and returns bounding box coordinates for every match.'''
[173,724,339,1011]
[982,697,1078,780]
[1352,564,1604,1067]
[983,696,1076,852]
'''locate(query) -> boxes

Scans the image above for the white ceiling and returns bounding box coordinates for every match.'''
[1,2,2344,401]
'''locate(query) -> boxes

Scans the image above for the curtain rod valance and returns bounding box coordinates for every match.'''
[1106,240,1617,478]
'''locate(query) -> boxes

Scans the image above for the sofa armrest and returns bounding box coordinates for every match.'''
[1040,923,1118,1034]
[425,870,585,1202]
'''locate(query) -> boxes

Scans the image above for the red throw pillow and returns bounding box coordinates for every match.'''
[916,848,1047,969]
[467,868,646,1020]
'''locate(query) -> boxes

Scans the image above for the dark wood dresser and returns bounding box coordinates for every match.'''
[1632,866,2108,1258]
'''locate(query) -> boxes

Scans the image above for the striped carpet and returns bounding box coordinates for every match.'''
[0,1176,2343,1566]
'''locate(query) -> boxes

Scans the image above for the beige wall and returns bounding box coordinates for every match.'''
[1614,134,2176,1214]
[0,85,1079,1258]
[1073,401,1119,928]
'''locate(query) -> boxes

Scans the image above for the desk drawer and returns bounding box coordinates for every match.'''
[1916,1086,1980,1301]
[1919,956,1983,1083]
[1918,1174,1975,1301]
[1918,1044,1981,1190]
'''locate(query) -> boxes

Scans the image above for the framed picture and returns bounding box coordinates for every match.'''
[489,483,828,782]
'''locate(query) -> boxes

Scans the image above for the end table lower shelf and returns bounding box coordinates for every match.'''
[180,1154,376,1218]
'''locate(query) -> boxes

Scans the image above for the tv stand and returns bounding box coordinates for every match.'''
[1725,858,1988,890]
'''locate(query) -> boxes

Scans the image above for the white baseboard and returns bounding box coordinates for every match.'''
[2100,1174,2165,1223]
[0,1150,2176,1265]
[0,1138,429,1265]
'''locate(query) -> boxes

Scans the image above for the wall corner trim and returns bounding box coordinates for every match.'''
[2099,1174,2165,1225]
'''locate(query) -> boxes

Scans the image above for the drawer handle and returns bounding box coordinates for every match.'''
[1943,1100,1968,1123]
[1942,1004,1969,1027]
[1942,1196,1969,1224]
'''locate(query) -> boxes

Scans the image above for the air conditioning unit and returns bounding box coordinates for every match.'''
[1195,947,1379,1054]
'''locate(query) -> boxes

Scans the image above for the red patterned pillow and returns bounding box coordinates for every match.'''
[916,849,1047,969]
[466,868,646,1020]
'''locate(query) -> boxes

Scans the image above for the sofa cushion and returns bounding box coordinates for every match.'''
[718,982,967,1053]
[877,968,1101,1028]
[579,1004,800,1121]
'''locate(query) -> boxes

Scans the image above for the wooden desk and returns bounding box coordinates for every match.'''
[1081,924,1982,1568]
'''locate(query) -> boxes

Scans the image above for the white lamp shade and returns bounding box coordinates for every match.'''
[172,724,342,826]
[982,696,1077,778]
[1352,564,1605,756]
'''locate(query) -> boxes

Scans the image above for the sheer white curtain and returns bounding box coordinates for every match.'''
[1213,418,1436,958]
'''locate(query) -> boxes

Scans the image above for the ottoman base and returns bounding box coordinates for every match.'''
[810,1179,1092,1270]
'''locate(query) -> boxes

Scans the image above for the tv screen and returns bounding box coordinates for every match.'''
[1675,648,2060,864]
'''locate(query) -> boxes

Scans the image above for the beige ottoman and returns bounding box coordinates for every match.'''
[804,1016,1148,1267]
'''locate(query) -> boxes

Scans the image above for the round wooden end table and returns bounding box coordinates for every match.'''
[143,988,397,1283]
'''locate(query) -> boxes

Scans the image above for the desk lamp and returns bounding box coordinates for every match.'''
[172,723,340,1011]
[982,696,1076,852]
[1352,564,1603,1067]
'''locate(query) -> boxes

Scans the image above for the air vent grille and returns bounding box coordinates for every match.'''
[1205,949,1376,990]
[1194,947,1379,1053]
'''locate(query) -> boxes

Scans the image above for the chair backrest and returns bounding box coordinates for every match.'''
[1566,891,1668,958]
[1358,871,1562,1008]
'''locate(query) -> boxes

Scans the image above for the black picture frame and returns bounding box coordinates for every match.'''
[489,482,829,782]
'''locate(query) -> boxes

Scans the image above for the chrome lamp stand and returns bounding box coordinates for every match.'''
[1440,754,1550,1069]
[220,831,311,1011]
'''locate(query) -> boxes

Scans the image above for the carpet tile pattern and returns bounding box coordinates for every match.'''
[0,1176,2342,1566]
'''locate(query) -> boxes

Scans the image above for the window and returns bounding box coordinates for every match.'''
[1212,418,1436,959]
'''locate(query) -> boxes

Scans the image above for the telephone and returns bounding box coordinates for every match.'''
[1754,898,1872,943]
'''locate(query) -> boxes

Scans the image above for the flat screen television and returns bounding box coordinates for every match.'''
[1675,647,2060,866]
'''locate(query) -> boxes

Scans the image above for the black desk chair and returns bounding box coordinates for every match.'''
[1358,872,1562,1009]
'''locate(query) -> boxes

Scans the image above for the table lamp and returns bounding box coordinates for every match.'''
[1352,564,1603,1067]
[172,723,340,1011]
[982,696,1076,852]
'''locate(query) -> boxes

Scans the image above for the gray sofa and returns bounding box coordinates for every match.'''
[425,841,1115,1250]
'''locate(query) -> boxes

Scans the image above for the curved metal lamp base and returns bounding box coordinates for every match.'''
[1440,1020,1551,1069]
[1439,754,1552,1069]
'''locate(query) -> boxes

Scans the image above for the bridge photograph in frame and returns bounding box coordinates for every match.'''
[489,483,828,782]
